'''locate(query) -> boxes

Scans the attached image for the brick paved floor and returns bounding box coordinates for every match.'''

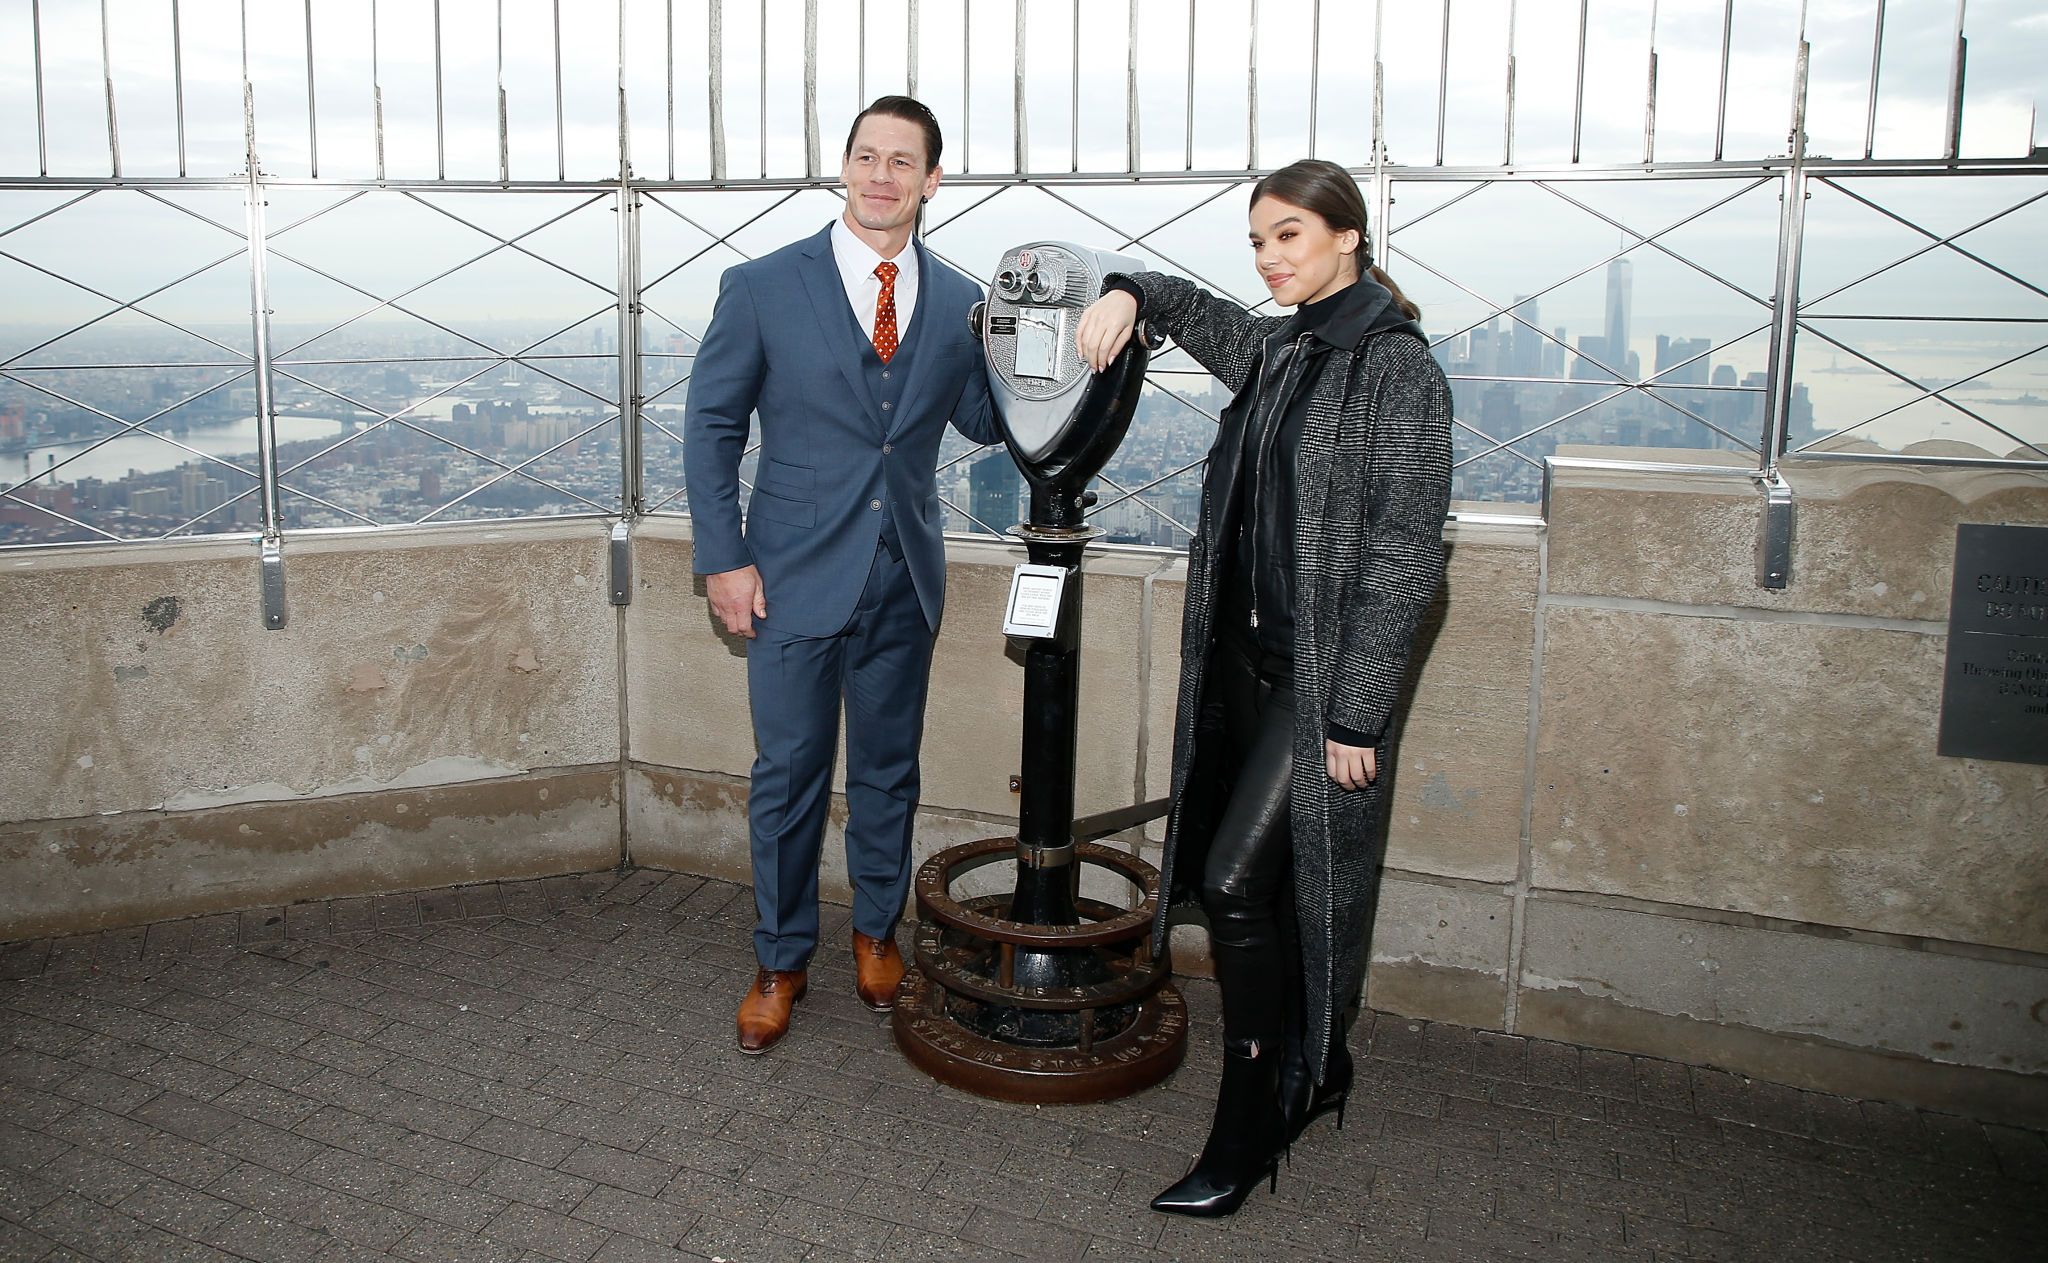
[2,869,2043,1263]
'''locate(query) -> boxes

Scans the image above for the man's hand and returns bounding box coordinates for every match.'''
[1325,739,1378,791]
[707,565,767,638]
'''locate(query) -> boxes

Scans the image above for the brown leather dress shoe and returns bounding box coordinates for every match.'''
[852,930,906,1012]
[736,968,807,1054]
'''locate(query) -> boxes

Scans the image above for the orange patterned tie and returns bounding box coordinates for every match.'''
[872,261,899,363]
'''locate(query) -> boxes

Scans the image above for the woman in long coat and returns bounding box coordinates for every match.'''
[1077,159,1452,1217]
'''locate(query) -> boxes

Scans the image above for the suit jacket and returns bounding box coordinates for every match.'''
[684,224,1001,637]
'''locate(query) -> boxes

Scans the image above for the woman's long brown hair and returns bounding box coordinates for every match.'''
[1250,159,1421,322]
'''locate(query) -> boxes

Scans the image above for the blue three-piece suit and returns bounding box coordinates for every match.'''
[683,223,1002,970]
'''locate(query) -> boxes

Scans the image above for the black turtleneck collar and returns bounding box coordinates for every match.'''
[1285,273,1417,351]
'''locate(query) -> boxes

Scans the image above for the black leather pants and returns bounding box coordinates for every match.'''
[1197,641,1302,1053]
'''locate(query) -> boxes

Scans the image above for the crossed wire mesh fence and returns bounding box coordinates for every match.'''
[6,168,2042,550]
[1790,172,2048,462]
[3,0,2044,551]
[0,184,631,544]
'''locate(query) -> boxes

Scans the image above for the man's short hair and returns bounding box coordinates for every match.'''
[843,95,943,171]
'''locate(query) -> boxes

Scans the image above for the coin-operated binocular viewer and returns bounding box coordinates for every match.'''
[892,244,1186,1102]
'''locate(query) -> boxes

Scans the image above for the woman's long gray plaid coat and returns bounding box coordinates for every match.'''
[1120,270,1453,1083]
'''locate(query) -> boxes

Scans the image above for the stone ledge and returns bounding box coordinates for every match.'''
[0,766,622,941]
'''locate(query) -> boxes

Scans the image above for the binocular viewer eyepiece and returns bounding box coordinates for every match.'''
[969,242,1160,535]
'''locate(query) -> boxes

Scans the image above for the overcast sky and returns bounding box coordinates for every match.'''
[3,1,2040,180]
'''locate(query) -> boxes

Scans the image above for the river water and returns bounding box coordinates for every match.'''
[9,415,360,486]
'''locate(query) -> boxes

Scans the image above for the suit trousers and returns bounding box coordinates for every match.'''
[745,537,934,971]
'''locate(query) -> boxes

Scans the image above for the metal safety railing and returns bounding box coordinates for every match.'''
[1,0,2041,554]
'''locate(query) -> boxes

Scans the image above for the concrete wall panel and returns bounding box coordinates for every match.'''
[1,524,619,823]
[924,542,1160,820]
[1531,606,2048,953]
[0,768,619,940]
[1141,565,1187,844]
[1364,878,1513,1030]
[1547,449,2048,618]
[627,764,1018,921]
[1518,898,2048,1078]
[623,525,758,778]
[1384,529,1538,882]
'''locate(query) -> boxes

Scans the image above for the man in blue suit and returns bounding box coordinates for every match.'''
[684,96,1002,1054]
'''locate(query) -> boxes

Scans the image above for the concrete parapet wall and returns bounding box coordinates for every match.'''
[5,455,2046,1119]
[0,522,624,936]
[1501,451,2048,1118]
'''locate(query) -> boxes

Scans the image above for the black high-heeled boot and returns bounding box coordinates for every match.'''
[1270,883,1352,1148]
[1280,1035,1353,1145]
[1150,1036,1287,1218]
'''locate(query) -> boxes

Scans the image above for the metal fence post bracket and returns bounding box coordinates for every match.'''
[1755,471,1794,590]
[260,536,288,628]
[609,519,633,606]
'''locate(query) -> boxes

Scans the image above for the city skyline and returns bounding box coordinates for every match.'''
[6,252,1966,547]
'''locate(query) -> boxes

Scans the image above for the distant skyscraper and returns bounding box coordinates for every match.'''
[1656,336,1711,386]
[1511,296,1543,378]
[969,450,1022,536]
[1605,258,1634,379]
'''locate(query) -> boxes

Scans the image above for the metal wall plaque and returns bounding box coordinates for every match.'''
[1937,523,2048,765]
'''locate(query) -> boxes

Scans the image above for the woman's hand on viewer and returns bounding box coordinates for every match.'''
[1325,739,1377,791]
[1075,290,1139,372]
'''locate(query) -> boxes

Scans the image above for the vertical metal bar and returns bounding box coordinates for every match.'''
[1504,0,1517,166]
[1943,0,1968,160]
[666,0,676,179]
[1178,2,1194,170]
[618,185,642,518]
[1644,0,1660,164]
[964,2,972,173]
[497,0,510,181]
[1308,0,1320,157]
[804,0,820,178]
[1369,0,1382,166]
[172,0,187,176]
[618,0,631,177]
[1249,0,1260,169]
[1373,2,1389,237]
[433,0,446,179]
[1714,0,1734,161]
[858,0,866,105]
[302,0,319,178]
[1017,0,1029,173]
[371,0,385,182]
[709,0,726,180]
[907,0,918,99]
[1071,0,1080,172]
[1570,0,1588,164]
[1862,0,1885,159]
[100,0,121,177]
[555,0,568,180]
[1126,0,1139,172]
[31,0,48,177]
[1762,37,1810,475]
[760,0,768,178]
[242,84,282,542]
[1435,0,1451,167]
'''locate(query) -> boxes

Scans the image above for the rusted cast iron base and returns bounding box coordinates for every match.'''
[891,837,1187,1104]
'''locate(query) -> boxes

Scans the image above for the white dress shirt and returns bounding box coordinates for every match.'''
[831,216,920,346]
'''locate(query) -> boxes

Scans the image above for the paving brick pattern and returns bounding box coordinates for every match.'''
[2,870,2042,1262]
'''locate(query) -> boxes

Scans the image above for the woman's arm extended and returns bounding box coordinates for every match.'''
[1075,271,1279,394]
